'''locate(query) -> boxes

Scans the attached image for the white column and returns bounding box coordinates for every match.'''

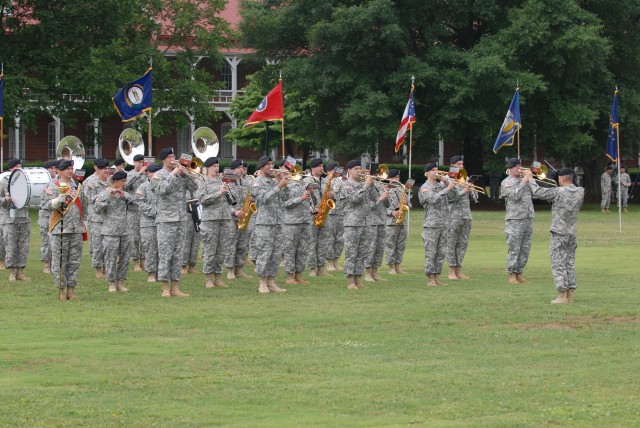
[438,138,444,166]
[232,119,238,159]
[93,118,100,158]
[14,116,21,159]
[402,144,408,165]
[225,55,242,159]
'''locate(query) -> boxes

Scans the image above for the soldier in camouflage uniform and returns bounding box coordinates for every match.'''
[529,168,584,304]
[83,158,110,278]
[282,165,312,285]
[94,170,133,293]
[0,159,32,281]
[182,185,202,275]
[446,156,475,280]
[38,160,58,273]
[40,159,87,301]
[342,160,378,289]
[363,164,390,282]
[306,158,335,277]
[124,154,148,271]
[246,161,259,265]
[225,160,253,279]
[616,166,631,212]
[135,163,162,282]
[0,196,5,270]
[419,162,456,286]
[199,157,236,288]
[600,166,613,213]
[384,169,411,275]
[251,156,289,294]
[154,147,199,297]
[500,158,536,284]
[325,162,345,271]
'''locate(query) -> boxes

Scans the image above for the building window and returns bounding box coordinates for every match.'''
[220,122,233,159]
[8,127,27,160]
[220,62,232,91]
[85,122,102,159]
[48,122,60,159]
[429,139,441,158]
[177,125,190,155]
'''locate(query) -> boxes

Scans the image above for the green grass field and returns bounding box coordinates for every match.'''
[1,205,639,427]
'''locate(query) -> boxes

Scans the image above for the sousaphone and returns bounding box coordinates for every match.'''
[56,136,85,171]
[118,128,145,165]
[192,126,219,164]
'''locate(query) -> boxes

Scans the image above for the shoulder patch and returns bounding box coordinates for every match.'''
[136,190,144,195]
[422,188,430,192]
[345,186,352,190]
[253,182,260,187]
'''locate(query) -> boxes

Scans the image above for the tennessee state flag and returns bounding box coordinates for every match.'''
[112,68,153,122]
[395,89,416,153]
[243,81,284,128]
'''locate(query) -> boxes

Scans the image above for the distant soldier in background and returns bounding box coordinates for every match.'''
[600,165,613,213]
[135,163,162,282]
[83,158,110,279]
[325,162,345,272]
[617,166,631,212]
[385,169,411,275]
[124,153,148,271]
[38,160,58,273]
[225,159,253,280]
[114,158,126,173]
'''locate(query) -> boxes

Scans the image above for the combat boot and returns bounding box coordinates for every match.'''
[601,208,606,213]
[43,261,51,274]
[170,281,189,297]
[235,266,251,278]
[624,207,629,213]
[0,259,5,269]
[227,267,236,280]
[434,275,447,286]
[388,263,398,275]
[508,273,519,284]
[364,267,375,282]
[16,268,31,282]
[214,273,227,288]
[266,276,286,293]
[395,263,407,274]
[258,277,270,294]
[354,275,366,289]
[516,273,529,283]
[8,267,17,281]
[317,265,332,276]
[286,272,297,285]
[66,287,77,300]
[448,265,459,280]
[551,291,569,304]
[456,266,471,280]
[295,272,310,285]
[116,280,129,292]
[308,268,318,277]
[187,265,196,274]
[147,273,156,283]
[372,267,386,281]
[161,281,171,297]
[347,275,359,290]
[59,288,67,302]
[95,266,105,279]
[205,274,214,288]
[326,260,336,272]
[139,259,145,271]
[333,260,343,270]
[427,274,439,287]
[567,289,575,304]
[181,265,188,275]
[134,260,142,272]
[108,282,117,293]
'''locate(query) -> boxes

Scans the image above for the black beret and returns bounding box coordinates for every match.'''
[204,157,219,168]
[7,158,21,169]
[146,163,162,173]
[58,159,74,171]
[310,158,323,168]
[256,155,272,170]
[158,147,175,160]
[133,154,145,162]
[388,169,400,178]
[114,158,125,166]
[94,158,109,169]
[424,161,438,172]
[112,170,127,181]
[229,159,243,169]
[242,161,249,167]
[54,159,64,169]
[558,168,574,177]
[606,165,613,170]
[326,162,338,172]
[278,158,286,167]
[346,159,361,169]
[450,155,463,165]
[43,160,57,169]
[506,158,521,169]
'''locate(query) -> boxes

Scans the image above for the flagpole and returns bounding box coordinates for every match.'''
[407,76,415,235]
[1,63,3,172]
[281,119,285,159]
[148,112,152,157]
[516,82,520,159]
[617,122,621,233]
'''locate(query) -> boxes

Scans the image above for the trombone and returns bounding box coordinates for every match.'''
[434,169,486,194]
[510,162,557,186]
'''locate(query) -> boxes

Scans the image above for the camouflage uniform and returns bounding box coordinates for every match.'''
[446,187,474,267]
[183,187,202,269]
[306,175,333,270]
[600,172,612,209]
[38,197,52,264]
[326,178,345,263]
[0,185,7,264]
[251,175,287,278]
[617,172,631,208]
[94,188,133,282]
[282,180,312,274]
[83,175,108,269]
[41,180,87,289]
[500,175,535,274]
[125,170,147,262]
[364,181,390,269]
[245,174,259,263]
[225,177,252,270]
[530,181,584,291]
[154,168,199,282]
[135,179,159,275]
[200,176,233,275]
[418,181,451,275]
[342,178,377,276]
[385,185,411,265]
[0,174,31,269]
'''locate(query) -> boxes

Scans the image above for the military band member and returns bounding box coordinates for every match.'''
[246,161,259,265]
[600,165,613,213]
[500,158,536,284]
[251,155,288,294]
[182,185,202,275]
[385,169,411,274]
[94,170,133,293]
[325,162,345,271]
[419,162,456,286]
[529,168,584,304]
[342,160,378,289]
[38,160,58,273]
[307,158,334,276]
[135,163,162,282]
[154,147,199,297]
[617,166,631,212]
[83,158,110,278]
[364,164,390,282]
[1,159,31,282]
[114,157,126,173]
[200,157,234,289]
[225,159,253,279]
[282,164,312,285]
[446,155,474,280]
[41,159,87,300]
[124,153,148,271]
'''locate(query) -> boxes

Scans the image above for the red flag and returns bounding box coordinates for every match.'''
[394,89,416,152]
[243,81,284,128]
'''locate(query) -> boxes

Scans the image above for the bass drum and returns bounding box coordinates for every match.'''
[5,167,53,209]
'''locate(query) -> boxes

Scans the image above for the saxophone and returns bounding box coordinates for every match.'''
[313,173,336,228]
[395,186,410,225]
[237,187,257,231]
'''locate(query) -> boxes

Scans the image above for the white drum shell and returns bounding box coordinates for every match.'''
[4,167,53,209]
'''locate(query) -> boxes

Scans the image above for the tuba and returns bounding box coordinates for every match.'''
[192,126,220,163]
[118,128,145,165]
[56,136,86,171]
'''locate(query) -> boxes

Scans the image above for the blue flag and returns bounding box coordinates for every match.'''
[605,88,619,162]
[112,68,152,122]
[493,89,521,154]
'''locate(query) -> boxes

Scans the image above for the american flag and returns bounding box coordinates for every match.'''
[395,89,416,153]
